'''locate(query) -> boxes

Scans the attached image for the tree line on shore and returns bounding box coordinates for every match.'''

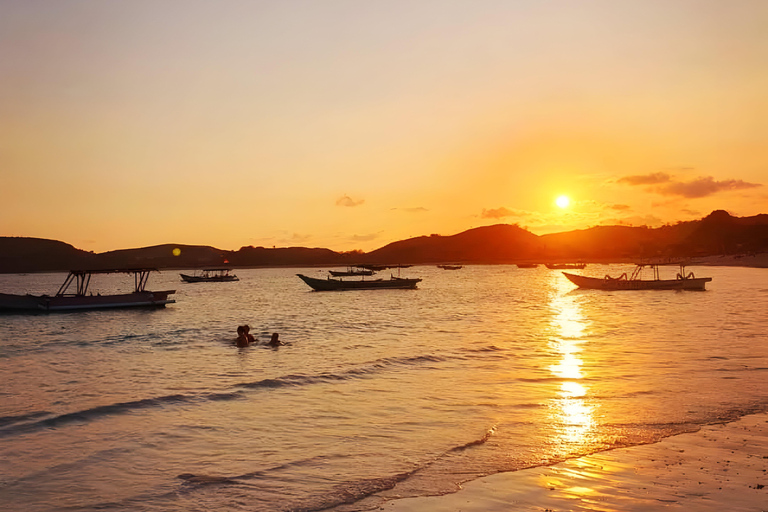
[2,210,767,273]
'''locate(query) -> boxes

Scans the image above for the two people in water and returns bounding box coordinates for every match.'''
[235,325,281,348]
[235,325,255,347]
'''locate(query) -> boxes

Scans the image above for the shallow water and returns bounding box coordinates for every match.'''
[0,265,766,511]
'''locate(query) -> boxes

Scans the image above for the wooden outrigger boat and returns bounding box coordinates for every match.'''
[328,266,375,277]
[546,263,587,270]
[0,269,176,312]
[562,263,712,291]
[296,273,421,291]
[180,268,239,283]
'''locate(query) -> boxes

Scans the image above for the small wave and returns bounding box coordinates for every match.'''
[0,355,445,438]
[464,345,507,353]
[515,376,589,384]
[236,354,446,390]
[294,472,415,512]
[0,391,243,438]
[0,410,52,428]
[447,426,496,453]
[715,366,768,372]
[289,426,498,511]
[0,394,194,438]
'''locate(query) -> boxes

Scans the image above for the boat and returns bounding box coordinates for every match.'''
[0,269,176,312]
[358,264,413,271]
[328,266,375,277]
[296,273,421,291]
[437,265,462,270]
[180,268,239,283]
[562,263,712,291]
[516,263,538,268]
[546,263,587,270]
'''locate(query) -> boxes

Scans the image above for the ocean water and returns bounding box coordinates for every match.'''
[0,265,767,511]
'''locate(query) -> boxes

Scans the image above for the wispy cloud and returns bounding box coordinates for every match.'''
[656,177,761,198]
[609,204,631,211]
[618,172,761,199]
[480,207,529,219]
[599,214,664,227]
[290,233,312,243]
[392,206,429,213]
[336,195,365,207]
[351,232,381,242]
[617,172,671,185]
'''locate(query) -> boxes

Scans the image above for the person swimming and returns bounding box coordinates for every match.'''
[267,333,281,347]
[243,325,255,343]
[235,325,250,347]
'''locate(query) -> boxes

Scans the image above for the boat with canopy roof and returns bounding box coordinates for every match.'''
[0,269,175,312]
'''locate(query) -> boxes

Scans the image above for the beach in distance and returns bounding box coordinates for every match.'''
[0,264,767,512]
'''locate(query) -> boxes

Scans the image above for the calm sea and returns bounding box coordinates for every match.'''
[1,265,767,511]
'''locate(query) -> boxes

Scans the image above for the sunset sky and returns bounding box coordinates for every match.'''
[2,0,766,253]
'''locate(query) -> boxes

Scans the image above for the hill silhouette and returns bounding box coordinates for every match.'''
[1,211,767,273]
[364,224,542,264]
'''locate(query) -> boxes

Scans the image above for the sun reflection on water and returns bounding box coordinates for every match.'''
[547,273,595,455]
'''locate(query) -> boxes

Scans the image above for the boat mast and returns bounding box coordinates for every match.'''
[56,271,91,296]
[135,270,150,292]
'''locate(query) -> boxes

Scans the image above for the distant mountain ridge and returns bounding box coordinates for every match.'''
[2,210,767,273]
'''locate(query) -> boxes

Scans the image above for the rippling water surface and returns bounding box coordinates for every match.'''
[1,265,767,511]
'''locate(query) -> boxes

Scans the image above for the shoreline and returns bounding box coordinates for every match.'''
[694,253,768,268]
[2,254,767,276]
[376,412,768,511]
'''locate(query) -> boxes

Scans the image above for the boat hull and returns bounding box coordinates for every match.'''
[562,272,711,291]
[0,291,176,312]
[297,274,421,291]
[546,263,586,269]
[328,270,374,277]
[180,274,239,283]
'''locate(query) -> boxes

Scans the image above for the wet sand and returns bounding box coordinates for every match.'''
[380,413,768,511]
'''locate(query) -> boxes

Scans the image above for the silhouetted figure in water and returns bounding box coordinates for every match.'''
[235,325,250,347]
[243,325,255,343]
[267,333,281,347]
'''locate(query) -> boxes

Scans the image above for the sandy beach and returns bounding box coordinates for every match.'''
[379,413,768,511]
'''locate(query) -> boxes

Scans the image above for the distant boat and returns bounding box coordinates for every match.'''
[563,263,712,291]
[180,268,239,283]
[358,264,413,271]
[516,263,538,268]
[437,265,462,270]
[0,269,175,312]
[328,266,375,277]
[545,263,587,270]
[296,273,421,291]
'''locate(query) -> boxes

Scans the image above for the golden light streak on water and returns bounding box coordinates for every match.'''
[547,271,595,454]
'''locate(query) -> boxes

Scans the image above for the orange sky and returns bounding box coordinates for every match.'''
[1,1,766,253]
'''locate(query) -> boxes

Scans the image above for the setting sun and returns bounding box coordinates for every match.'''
[556,195,570,209]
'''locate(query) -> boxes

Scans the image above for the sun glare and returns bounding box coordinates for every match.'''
[556,195,570,209]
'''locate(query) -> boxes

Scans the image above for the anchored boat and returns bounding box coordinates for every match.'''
[0,269,176,312]
[296,273,421,291]
[180,268,239,283]
[546,263,587,270]
[563,263,712,291]
[328,266,375,277]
